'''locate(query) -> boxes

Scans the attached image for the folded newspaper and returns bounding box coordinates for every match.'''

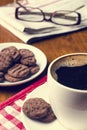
[0,0,87,43]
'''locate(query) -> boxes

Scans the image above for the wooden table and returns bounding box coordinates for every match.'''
[0,1,87,103]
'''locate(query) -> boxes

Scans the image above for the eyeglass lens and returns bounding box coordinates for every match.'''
[52,11,79,25]
[18,7,44,21]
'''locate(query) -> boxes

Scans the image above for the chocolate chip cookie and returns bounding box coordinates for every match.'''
[1,46,21,62]
[19,49,36,66]
[39,106,56,123]
[19,49,34,57]
[22,98,50,119]
[5,73,22,82]
[22,98,56,123]
[30,64,40,75]
[7,64,30,78]
[0,52,12,72]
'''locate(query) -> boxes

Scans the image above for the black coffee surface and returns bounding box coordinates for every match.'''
[56,65,87,90]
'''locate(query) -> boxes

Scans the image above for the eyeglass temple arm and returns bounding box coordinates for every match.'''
[16,2,30,13]
[74,5,85,11]
[16,1,45,16]
[51,4,85,18]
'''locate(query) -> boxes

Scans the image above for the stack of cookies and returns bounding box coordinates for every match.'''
[22,98,56,123]
[0,46,40,82]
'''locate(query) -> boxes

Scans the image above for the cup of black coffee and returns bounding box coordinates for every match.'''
[47,53,87,130]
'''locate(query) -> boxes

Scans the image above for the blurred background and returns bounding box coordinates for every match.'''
[0,0,12,5]
[0,0,19,6]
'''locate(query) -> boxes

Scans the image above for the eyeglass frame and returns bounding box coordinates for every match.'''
[15,5,81,26]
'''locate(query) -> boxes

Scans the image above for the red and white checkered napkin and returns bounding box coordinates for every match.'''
[0,76,47,130]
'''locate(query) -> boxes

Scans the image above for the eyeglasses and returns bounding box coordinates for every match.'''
[15,3,82,26]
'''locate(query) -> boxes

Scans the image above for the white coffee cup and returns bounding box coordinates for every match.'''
[47,53,87,130]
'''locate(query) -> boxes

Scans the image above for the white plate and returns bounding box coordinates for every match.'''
[21,83,68,130]
[0,42,47,86]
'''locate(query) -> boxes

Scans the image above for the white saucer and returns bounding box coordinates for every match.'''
[21,83,68,130]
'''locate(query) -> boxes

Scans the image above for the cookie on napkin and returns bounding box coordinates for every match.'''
[22,97,56,123]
